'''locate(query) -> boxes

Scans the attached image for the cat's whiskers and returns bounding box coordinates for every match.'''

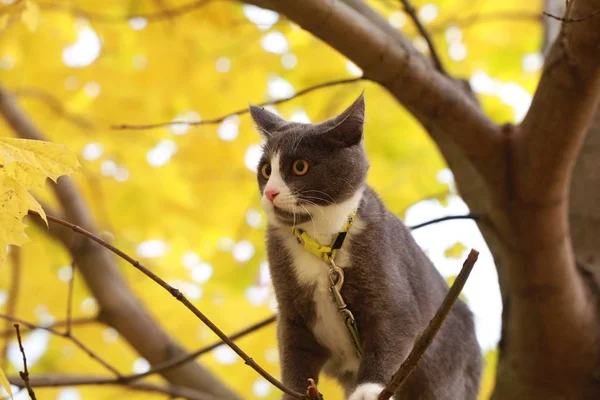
[299,198,329,219]
[299,203,317,237]
[291,201,297,229]
[303,189,336,204]
[299,199,333,237]
[338,176,358,192]
[299,195,335,206]
[291,188,336,207]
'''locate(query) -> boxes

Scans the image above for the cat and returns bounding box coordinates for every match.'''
[250,93,482,400]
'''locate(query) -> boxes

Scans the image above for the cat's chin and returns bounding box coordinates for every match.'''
[267,205,312,227]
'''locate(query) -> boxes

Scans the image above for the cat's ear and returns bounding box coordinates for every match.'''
[249,105,287,138]
[321,92,365,147]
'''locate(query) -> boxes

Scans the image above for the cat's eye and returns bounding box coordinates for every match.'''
[261,163,271,179]
[292,159,309,176]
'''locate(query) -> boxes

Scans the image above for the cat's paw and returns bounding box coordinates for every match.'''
[348,383,393,400]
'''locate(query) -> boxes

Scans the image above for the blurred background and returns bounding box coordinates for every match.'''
[0,0,545,398]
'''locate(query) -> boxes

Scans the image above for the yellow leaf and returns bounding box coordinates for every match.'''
[0,138,80,190]
[0,366,13,399]
[0,138,77,264]
[444,242,468,259]
[20,0,40,32]
[0,170,47,264]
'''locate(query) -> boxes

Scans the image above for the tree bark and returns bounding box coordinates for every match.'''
[0,85,240,400]
[247,0,600,398]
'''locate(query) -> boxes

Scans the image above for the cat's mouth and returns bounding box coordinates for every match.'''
[273,205,312,226]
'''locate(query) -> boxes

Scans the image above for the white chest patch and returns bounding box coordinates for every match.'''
[277,211,366,377]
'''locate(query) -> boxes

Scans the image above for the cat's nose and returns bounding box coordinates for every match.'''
[265,190,279,202]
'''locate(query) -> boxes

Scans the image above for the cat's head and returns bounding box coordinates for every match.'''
[250,93,369,228]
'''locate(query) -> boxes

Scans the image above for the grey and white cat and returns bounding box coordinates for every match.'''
[250,94,482,400]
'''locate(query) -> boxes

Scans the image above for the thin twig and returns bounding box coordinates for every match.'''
[124,315,277,382]
[1,315,275,397]
[378,249,479,399]
[0,314,120,377]
[111,77,364,131]
[399,0,446,75]
[2,247,21,369]
[65,259,76,336]
[543,8,600,22]
[68,335,121,376]
[0,317,96,339]
[430,11,542,34]
[408,213,480,230]
[153,0,176,23]
[13,324,37,400]
[29,211,304,399]
[12,88,94,131]
[7,374,215,400]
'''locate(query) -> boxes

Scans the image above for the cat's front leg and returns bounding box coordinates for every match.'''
[278,316,328,399]
[347,325,410,400]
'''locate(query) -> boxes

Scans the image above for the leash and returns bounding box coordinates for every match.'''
[292,210,362,358]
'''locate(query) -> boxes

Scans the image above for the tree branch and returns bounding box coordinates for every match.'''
[378,249,479,399]
[431,11,542,34]
[398,0,446,75]
[0,84,239,399]
[7,374,217,400]
[246,0,501,183]
[0,317,96,339]
[125,315,277,383]
[0,314,120,377]
[543,8,600,22]
[13,324,37,400]
[1,312,276,397]
[12,88,94,131]
[28,212,304,400]
[518,0,600,201]
[408,213,481,230]
[112,77,363,130]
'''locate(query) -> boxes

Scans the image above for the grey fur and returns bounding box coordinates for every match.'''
[251,94,482,399]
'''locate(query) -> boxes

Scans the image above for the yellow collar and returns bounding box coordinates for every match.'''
[292,210,357,263]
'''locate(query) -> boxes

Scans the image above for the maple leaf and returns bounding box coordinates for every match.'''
[0,138,80,264]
